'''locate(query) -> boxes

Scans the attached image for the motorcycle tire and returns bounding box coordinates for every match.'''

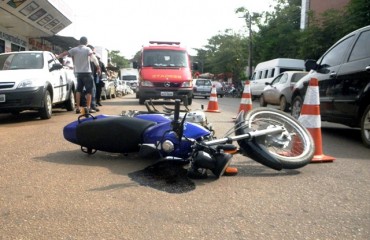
[237,108,315,169]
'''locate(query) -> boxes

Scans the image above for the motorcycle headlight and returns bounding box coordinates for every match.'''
[162,140,174,153]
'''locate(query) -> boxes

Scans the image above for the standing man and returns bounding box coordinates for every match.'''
[57,36,100,114]
[87,45,99,111]
[95,53,109,106]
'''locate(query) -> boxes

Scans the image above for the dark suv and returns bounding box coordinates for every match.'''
[291,25,370,148]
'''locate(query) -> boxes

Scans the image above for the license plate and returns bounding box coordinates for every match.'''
[0,94,5,103]
[161,91,173,97]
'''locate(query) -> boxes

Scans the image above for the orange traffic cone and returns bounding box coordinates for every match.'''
[205,84,221,113]
[298,78,335,163]
[238,80,253,114]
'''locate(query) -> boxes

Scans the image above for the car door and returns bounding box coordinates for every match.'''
[333,28,370,121]
[46,53,65,103]
[273,72,289,104]
[313,34,356,117]
[264,73,283,104]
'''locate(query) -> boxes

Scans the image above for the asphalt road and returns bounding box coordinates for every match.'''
[1,95,369,240]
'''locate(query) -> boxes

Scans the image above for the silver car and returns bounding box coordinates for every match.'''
[192,78,212,98]
[259,71,308,111]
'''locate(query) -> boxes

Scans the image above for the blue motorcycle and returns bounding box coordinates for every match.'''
[63,100,315,178]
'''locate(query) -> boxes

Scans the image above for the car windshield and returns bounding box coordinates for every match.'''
[143,50,188,67]
[291,72,308,82]
[196,80,211,86]
[122,75,137,81]
[0,52,43,70]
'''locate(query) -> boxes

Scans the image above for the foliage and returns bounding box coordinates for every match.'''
[194,29,247,84]
[194,0,370,79]
[346,0,370,31]
[253,0,301,63]
[108,50,130,68]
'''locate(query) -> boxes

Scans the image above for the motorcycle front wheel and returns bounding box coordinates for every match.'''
[237,108,315,169]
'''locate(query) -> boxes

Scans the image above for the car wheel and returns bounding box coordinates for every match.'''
[360,104,370,148]
[101,89,107,100]
[259,94,267,107]
[187,97,192,105]
[107,88,111,99]
[65,90,75,111]
[10,111,20,115]
[291,95,303,119]
[39,90,52,119]
[280,96,289,112]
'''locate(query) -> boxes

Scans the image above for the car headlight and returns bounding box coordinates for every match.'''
[181,81,192,88]
[140,80,154,87]
[17,79,39,88]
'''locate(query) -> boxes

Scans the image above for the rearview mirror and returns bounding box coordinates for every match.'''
[305,59,318,71]
[50,63,63,72]
[192,62,199,71]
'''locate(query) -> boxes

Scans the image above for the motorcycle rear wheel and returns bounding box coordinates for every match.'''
[238,108,314,169]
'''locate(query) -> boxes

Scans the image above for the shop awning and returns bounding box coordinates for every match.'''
[42,35,79,50]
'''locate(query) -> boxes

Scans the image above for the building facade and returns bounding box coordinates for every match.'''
[0,0,75,54]
[300,0,351,29]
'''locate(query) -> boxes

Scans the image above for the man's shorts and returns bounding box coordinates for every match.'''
[76,73,94,94]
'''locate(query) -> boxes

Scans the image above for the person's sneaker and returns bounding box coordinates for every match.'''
[93,107,100,112]
[97,102,102,106]
[75,109,81,114]
[88,108,96,113]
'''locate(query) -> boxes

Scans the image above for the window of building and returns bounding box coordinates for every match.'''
[11,44,25,52]
[0,39,5,54]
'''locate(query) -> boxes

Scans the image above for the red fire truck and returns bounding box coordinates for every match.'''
[133,41,197,105]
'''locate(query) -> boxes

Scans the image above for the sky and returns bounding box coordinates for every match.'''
[58,0,276,59]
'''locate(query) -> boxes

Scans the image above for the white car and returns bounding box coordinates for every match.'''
[259,71,308,111]
[192,78,212,98]
[250,58,305,99]
[0,51,76,119]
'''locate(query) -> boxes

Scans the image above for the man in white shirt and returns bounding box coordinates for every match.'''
[57,36,100,113]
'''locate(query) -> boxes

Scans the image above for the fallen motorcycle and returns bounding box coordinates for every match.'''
[63,100,315,178]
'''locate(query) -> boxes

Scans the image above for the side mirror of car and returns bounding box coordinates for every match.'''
[305,59,318,71]
[192,62,199,71]
[50,63,63,72]
[132,61,139,69]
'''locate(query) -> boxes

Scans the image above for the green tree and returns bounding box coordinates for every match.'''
[194,0,370,80]
[108,50,130,68]
[297,0,370,60]
[201,30,247,84]
[253,0,302,63]
[346,0,370,31]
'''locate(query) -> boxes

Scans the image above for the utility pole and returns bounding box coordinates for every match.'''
[246,12,253,79]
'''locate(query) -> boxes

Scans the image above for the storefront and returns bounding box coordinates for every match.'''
[0,0,75,53]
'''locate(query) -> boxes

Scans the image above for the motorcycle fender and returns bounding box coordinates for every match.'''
[240,138,283,171]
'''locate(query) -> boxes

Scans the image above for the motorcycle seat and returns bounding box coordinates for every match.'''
[76,116,156,153]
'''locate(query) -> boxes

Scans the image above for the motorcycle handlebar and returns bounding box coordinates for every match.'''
[203,126,285,146]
